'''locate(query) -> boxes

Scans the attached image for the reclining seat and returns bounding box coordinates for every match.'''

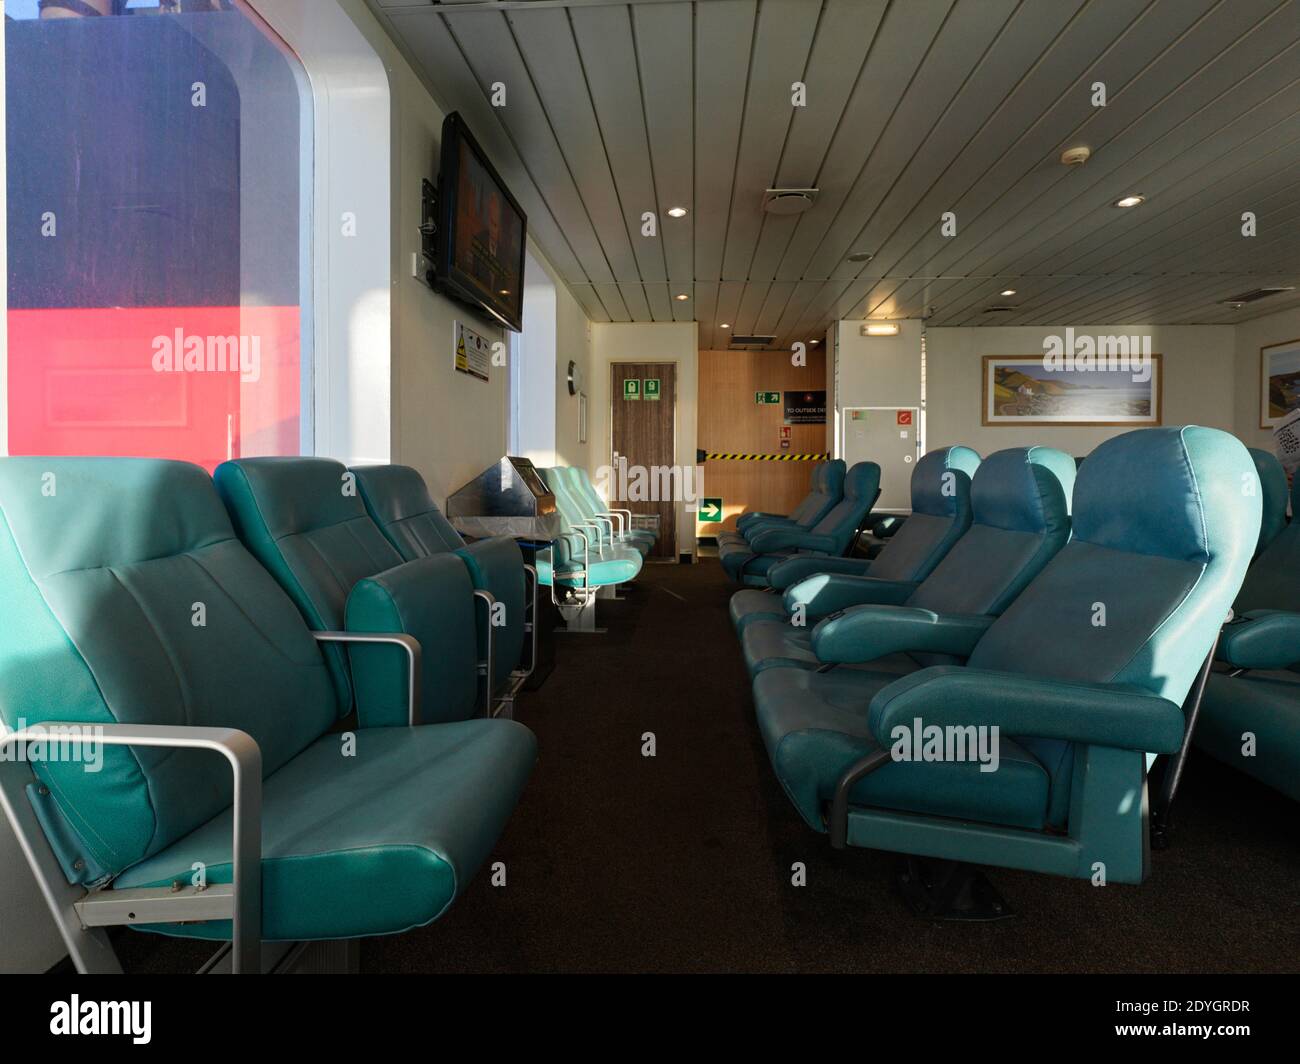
[0,457,535,965]
[350,463,530,700]
[729,446,979,633]
[754,426,1258,891]
[566,466,656,555]
[716,460,845,551]
[1196,450,1300,801]
[739,447,1074,677]
[216,457,490,725]
[719,461,882,585]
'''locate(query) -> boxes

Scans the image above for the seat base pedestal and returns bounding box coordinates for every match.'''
[896,857,1014,922]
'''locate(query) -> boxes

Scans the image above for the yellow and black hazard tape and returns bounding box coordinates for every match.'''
[702,452,829,462]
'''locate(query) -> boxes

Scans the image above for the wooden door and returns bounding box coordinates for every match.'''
[610,362,677,559]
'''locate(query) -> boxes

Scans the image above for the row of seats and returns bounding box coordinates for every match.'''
[535,465,654,631]
[717,459,884,585]
[724,427,1263,896]
[0,456,538,962]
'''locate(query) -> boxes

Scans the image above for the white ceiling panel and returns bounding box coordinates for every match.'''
[371,0,1300,337]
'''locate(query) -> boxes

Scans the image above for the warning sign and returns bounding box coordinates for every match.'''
[454,321,491,383]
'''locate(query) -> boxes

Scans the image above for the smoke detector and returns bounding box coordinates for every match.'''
[762,189,819,215]
[1060,146,1091,167]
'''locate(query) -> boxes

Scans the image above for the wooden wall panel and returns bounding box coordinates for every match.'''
[696,349,828,534]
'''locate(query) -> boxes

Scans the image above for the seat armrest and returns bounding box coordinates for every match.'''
[784,573,918,623]
[737,511,786,530]
[0,723,263,973]
[345,554,480,728]
[767,554,873,590]
[868,666,1186,754]
[748,527,836,553]
[1216,610,1300,670]
[811,606,993,664]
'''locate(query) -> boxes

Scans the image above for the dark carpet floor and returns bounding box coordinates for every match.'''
[120,560,1300,974]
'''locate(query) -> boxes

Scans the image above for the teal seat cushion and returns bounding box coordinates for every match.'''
[535,546,640,587]
[729,588,787,631]
[116,719,537,941]
[351,463,464,560]
[754,667,1050,832]
[742,620,817,675]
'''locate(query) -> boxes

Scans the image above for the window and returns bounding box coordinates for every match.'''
[5,0,311,468]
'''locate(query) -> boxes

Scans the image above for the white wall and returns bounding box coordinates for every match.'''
[335,0,508,504]
[1232,305,1300,454]
[553,268,594,471]
[514,249,558,467]
[924,324,1235,458]
[832,319,924,455]
[590,322,698,556]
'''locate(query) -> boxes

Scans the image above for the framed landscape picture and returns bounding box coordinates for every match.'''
[981,354,1162,427]
[1260,338,1300,429]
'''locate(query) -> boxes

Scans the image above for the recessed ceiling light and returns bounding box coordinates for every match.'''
[847,251,874,263]
[674,293,690,301]
[1113,194,1145,208]
[667,206,688,218]
[719,323,730,329]
[1000,288,1017,296]
[810,339,820,345]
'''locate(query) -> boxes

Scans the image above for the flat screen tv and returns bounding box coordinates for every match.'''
[435,112,527,332]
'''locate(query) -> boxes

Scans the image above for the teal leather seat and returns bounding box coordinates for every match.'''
[717,461,845,550]
[755,427,1259,884]
[566,466,656,553]
[1196,449,1300,801]
[215,457,481,727]
[718,461,882,584]
[351,463,527,694]
[729,446,980,633]
[740,447,1074,677]
[537,466,643,588]
[0,457,535,945]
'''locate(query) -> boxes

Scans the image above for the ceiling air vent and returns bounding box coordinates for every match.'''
[1219,286,1295,305]
[728,334,777,350]
[982,306,1016,314]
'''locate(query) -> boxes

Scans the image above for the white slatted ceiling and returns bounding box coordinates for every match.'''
[377,0,1300,343]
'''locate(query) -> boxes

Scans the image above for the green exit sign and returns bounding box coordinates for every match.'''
[643,378,661,401]
[755,391,780,404]
[698,498,723,522]
[623,378,641,400]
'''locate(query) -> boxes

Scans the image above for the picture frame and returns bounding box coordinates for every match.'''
[1259,338,1300,429]
[981,353,1162,427]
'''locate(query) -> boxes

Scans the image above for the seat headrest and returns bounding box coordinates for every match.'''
[819,459,846,496]
[971,447,1074,536]
[0,457,231,577]
[215,456,363,539]
[844,461,882,500]
[351,464,438,525]
[912,446,980,516]
[1247,448,1289,550]
[1073,427,1259,563]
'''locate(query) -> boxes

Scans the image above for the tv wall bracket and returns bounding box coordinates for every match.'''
[413,177,438,289]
